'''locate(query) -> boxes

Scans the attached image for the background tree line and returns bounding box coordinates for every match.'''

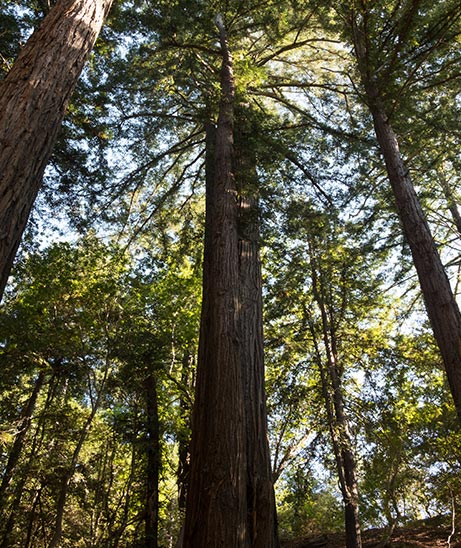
[0,0,461,546]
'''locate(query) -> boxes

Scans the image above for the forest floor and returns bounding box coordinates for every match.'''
[281,520,461,547]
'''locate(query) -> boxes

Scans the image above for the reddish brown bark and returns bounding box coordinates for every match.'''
[349,10,461,424]
[0,0,113,298]
[235,110,279,548]
[183,17,247,546]
[184,18,279,547]
[371,109,461,422]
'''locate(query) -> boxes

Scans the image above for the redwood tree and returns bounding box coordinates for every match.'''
[183,15,279,547]
[342,1,461,422]
[0,0,113,298]
[234,105,279,547]
[184,17,247,545]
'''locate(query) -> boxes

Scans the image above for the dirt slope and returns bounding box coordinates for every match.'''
[281,522,461,547]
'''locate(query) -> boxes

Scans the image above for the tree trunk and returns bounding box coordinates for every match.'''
[48,364,109,548]
[0,370,46,506]
[312,336,362,548]
[48,411,97,548]
[144,373,160,548]
[0,0,113,299]
[184,17,279,546]
[234,108,279,547]
[348,10,461,424]
[0,372,58,548]
[438,170,461,238]
[309,252,362,548]
[370,107,461,423]
[177,352,192,513]
[183,16,247,546]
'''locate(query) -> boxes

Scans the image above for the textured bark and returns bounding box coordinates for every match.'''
[235,110,279,548]
[184,17,279,546]
[371,109,461,422]
[0,0,113,299]
[184,16,247,547]
[145,374,160,548]
[350,13,461,424]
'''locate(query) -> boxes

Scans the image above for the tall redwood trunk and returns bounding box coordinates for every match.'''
[235,109,279,547]
[349,13,461,423]
[371,110,461,421]
[183,16,247,546]
[184,17,279,547]
[0,0,113,298]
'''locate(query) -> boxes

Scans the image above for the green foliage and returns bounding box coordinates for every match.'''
[359,332,461,527]
[277,468,344,538]
[0,233,201,546]
[2,0,461,542]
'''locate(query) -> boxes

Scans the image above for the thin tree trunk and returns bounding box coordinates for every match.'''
[144,373,160,548]
[48,364,109,548]
[309,254,362,548]
[24,487,43,548]
[311,330,362,548]
[0,370,46,505]
[107,436,138,546]
[0,371,57,548]
[48,408,98,548]
[177,352,192,513]
[438,170,461,237]
[0,0,113,298]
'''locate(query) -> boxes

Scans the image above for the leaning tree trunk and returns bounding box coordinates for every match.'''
[350,15,461,424]
[0,0,114,299]
[370,107,461,423]
[183,16,247,547]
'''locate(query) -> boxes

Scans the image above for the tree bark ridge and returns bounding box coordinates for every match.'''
[0,0,114,298]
